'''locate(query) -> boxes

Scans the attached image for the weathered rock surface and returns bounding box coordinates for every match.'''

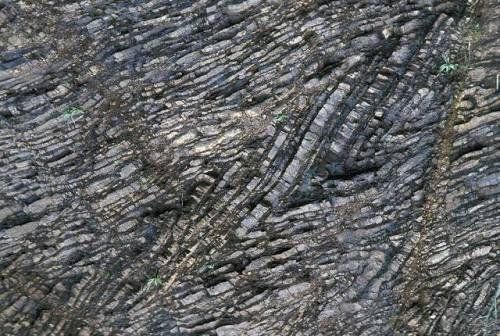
[0,0,498,335]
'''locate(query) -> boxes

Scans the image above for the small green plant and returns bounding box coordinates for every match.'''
[63,107,84,125]
[274,113,288,123]
[439,56,459,74]
[145,275,163,290]
[63,106,83,118]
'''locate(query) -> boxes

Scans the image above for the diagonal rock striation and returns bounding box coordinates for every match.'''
[0,0,498,335]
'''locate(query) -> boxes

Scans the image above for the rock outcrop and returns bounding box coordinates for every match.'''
[0,0,498,335]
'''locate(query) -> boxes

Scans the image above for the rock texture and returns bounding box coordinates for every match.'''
[0,0,498,335]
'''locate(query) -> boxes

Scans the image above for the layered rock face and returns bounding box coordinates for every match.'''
[0,0,498,335]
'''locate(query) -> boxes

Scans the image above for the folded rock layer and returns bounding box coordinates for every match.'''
[0,0,498,335]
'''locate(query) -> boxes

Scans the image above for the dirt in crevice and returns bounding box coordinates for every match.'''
[397,0,488,330]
